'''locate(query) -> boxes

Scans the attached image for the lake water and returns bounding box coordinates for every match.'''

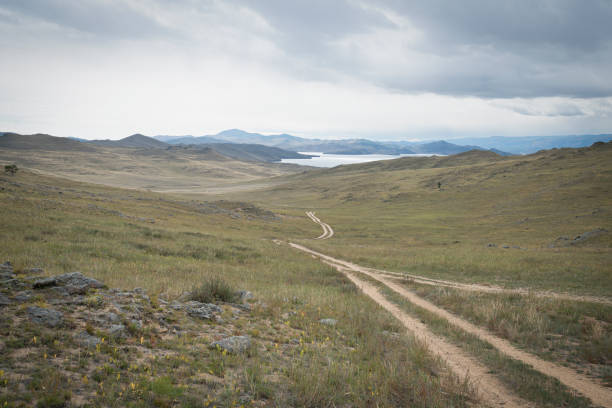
[280,152,439,168]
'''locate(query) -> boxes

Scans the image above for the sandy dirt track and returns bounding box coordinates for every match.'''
[305,211,334,239]
[290,242,612,408]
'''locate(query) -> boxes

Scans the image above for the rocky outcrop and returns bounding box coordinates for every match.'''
[211,336,251,354]
[27,306,63,327]
[184,301,222,320]
[33,272,105,294]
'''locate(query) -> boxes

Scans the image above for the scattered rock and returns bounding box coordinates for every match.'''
[27,306,63,327]
[169,300,183,310]
[210,336,251,354]
[487,243,496,248]
[550,229,608,247]
[0,293,11,306]
[130,319,143,330]
[109,324,127,338]
[22,267,44,275]
[32,277,56,288]
[237,290,253,302]
[185,301,222,320]
[501,245,510,249]
[319,318,337,326]
[75,332,101,347]
[13,291,32,302]
[133,287,146,295]
[0,261,14,279]
[571,228,608,244]
[0,279,25,290]
[34,272,105,294]
[177,291,192,302]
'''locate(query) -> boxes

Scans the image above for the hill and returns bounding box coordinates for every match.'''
[0,133,98,152]
[187,143,314,162]
[0,133,304,192]
[89,134,169,149]
[449,134,612,154]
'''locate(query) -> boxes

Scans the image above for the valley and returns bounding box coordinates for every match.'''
[0,135,610,407]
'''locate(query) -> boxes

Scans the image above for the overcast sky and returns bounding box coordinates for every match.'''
[1,0,611,140]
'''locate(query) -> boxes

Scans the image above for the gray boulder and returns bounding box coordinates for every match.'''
[185,301,222,320]
[34,272,105,294]
[211,336,251,354]
[0,293,10,306]
[13,291,31,302]
[109,324,127,338]
[319,318,337,326]
[27,306,63,327]
[237,290,254,302]
[22,267,44,275]
[75,332,101,347]
[0,262,14,280]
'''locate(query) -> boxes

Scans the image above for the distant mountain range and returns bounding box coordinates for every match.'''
[153,129,513,156]
[447,134,612,154]
[0,132,313,163]
[4,130,610,160]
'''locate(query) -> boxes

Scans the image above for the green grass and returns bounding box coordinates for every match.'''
[369,280,596,408]
[399,280,612,384]
[190,276,238,303]
[0,170,474,407]
[227,143,612,296]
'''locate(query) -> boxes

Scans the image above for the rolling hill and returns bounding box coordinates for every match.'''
[0,133,304,192]
[89,134,169,149]
[0,133,97,152]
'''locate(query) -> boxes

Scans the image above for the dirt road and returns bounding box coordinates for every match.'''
[290,242,612,408]
[306,211,334,239]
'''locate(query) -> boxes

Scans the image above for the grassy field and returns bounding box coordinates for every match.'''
[1,141,611,406]
[231,143,612,297]
[0,134,303,193]
[0,170,474,407]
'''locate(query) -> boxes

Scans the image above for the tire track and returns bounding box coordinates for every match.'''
[290,242,612,408]
[310,255,532,407]
[305,211,334,239]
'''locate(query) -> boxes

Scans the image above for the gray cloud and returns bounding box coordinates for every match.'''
[2,0,611,99]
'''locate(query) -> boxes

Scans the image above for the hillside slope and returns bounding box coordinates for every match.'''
[0,133,98,152]
[0,133,304,192]
[89,134,168,148]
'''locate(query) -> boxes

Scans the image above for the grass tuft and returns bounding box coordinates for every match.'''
[190,276,237,303]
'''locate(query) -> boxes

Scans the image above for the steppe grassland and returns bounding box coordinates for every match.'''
[219,144,612,404]
[238,146,612,295]
[0,170,474,406]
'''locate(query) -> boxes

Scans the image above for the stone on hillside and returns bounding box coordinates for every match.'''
[185,301,222,320]
[0,293,11,306]
[33,277,56,288]
[34,272,105,294]
[319,318,337,326]
[0,262,15,280]
[487,243,496,248]
[22,267,44,275]
[13,291,31,302]
[0,279,26,290]
[572,228,608,244]
[27,306,63,327]
[211,336,251,354]
[177,291,192,302]
[237,290,253,302]
[75,332,101,347]
[109,324,127,338]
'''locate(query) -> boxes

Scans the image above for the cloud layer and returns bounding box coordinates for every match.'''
[0,0,611,139]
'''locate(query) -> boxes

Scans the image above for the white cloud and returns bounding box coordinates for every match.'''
[0,0,611,139]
